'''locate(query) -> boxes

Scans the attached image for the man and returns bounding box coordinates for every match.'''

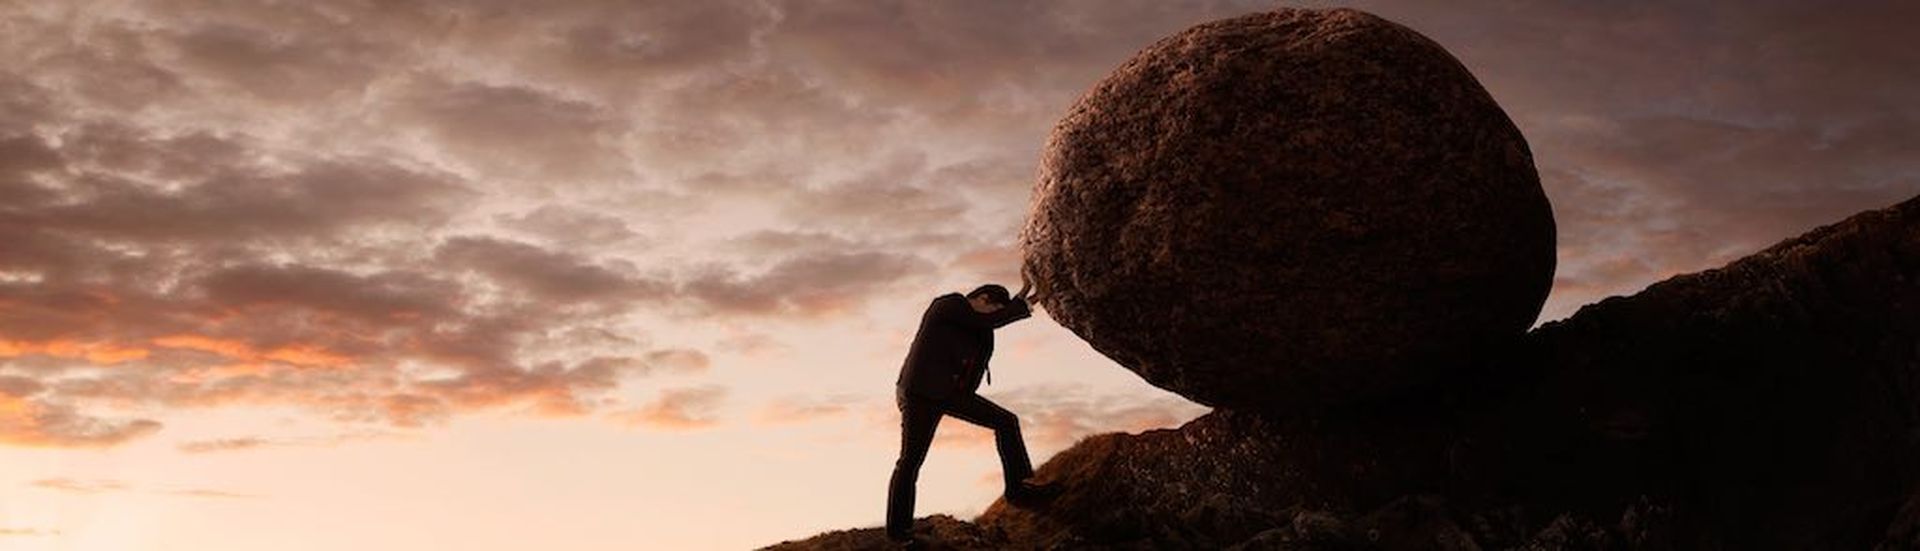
[886,270,1055,547]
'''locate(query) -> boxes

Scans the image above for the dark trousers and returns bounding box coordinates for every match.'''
[885,388,1033,539]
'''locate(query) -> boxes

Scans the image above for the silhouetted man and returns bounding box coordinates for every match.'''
[887,272,1054,547]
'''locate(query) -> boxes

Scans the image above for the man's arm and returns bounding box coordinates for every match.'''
[935,295,1031,331]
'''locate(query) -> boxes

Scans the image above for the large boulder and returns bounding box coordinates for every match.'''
[1020,7,1556,412]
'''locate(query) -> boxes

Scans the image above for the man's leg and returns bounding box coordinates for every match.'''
[941,393,1033,492]
[886,390,942,541]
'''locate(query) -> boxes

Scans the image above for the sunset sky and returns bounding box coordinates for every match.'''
[1,1,1916,549]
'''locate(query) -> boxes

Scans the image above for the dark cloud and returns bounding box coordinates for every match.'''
[0,133,62,206]
[193,264,463,326]
[761,0,1271,120]
[682,251,935,317]
[495,205,645,248]
[15,132,471,243]
[28,22,188,113]
[160,20,387,104]
[435,236,669,306]
[387,78,627,181]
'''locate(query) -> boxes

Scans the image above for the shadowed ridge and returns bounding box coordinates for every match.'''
[757,514,1000,551]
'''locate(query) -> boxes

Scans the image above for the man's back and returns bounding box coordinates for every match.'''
[898,293,1030,399]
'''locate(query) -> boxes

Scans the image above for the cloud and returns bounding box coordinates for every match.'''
[714,332,788,356]
[28,477,260,499]
[495,205,645,248]
[154,13,391,105]
[175,429,410,454]
[1,392,163,448]
[21,140,472,242]
[755,394,861,425]
[176,436,272,453]
[722,230,865,257]
[434,235,670,306]
[385,77,628,181]
[0,107,697,445]
[639,349,711,374]
[30,478,129,494]
[616,385,727,430]
[682,251,936,318]
[160,488,261,499]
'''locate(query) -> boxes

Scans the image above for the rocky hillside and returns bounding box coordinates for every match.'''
[763,194,1920,549]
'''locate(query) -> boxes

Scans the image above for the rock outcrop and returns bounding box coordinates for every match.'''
[767,194,1920,549]
[1478,191,1920,548]
[761,515,999,551]
[1020,7,1556,414]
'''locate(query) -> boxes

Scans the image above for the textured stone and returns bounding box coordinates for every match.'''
[756,514,996,551]
[1483,192,1920,548]
[1020,8,1555,412]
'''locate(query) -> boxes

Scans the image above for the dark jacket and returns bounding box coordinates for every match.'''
[896,292,1031,400]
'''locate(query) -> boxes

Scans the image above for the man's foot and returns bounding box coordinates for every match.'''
[886,532,925,550]
[1004,479,1060,508]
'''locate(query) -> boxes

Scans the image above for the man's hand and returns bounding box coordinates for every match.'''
[1014,266,1033,301]
[1018,265,1042,303]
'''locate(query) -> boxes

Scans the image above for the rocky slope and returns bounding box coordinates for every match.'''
[763,194,1920,550]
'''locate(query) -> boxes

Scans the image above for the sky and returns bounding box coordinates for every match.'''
[0,0,1915,549]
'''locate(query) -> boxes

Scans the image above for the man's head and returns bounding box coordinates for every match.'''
[966,284,1012,313]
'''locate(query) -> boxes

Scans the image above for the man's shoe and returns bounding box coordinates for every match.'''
[1004,480,1060,508]
[886,535,926,550]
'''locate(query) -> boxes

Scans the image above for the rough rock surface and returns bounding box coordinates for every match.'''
[757,515,997,551]
[1019,7,1556,413]
[768,194,1920,549]
[1478,192,1920,548]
